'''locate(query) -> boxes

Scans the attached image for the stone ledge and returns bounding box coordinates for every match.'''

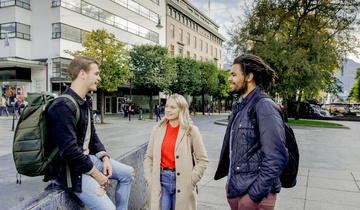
[12,143,148,210]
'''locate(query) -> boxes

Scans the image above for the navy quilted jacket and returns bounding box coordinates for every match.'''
[214,87,288,203]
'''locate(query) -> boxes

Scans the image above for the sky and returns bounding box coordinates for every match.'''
[187,0,360,64]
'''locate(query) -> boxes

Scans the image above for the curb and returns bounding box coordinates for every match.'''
[214,119,350,129]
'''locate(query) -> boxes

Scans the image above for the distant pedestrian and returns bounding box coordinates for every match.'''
[123,104,129,117]
[144,94,208,210]
[155,105,161,122]
[207,105,211,116]
[0,94,9,117]
[214,54,288,210]
[13,98,20,120]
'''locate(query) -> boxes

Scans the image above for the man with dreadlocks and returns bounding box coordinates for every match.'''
[214,54,288,210]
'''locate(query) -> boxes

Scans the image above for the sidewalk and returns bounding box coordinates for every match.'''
[1,113,360,209]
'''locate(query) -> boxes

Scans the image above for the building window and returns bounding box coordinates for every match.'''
[110,0,158,22]
[58,0,159,43]
[170,24,174,38]
[0,22,30,40]
[169,45,174,57]
[193,54,196,60]
[186,32,190,45]
[200,39,202,51]
[52,23,86,43]
[186,51,190,57]
[199,56,203,61]
[205,43,208,54]
[52,57,71,78]
[179,29,183,42]
[193,36,197,49]
[178,46,183,56]
[52,0,60,7]
[215,47,217,58]
[150,0,159,4]
[211,45,213,56]
[0,0,30,9]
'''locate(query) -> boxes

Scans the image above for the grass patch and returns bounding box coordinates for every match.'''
[286,119,343,127]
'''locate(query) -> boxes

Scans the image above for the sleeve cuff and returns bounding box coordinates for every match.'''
[96,151,107,159]
[86,166,95,175]
[96,151,110,162]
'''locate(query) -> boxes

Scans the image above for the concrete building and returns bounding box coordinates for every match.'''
[165,0,225,69]
[0,0,165,112]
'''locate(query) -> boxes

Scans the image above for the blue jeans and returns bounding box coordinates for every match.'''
[156,114,161,122]
[160,170,176,210]
[0,106,9,116]
[74,155,133,210]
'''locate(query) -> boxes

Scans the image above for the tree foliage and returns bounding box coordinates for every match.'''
[170,56,202,95]
[213,69,231,113]
[350,67,360,101]
[64,28,131,123]
[129,44,176,119]
[65,29,131,92]
[213,69,230,99]
[227,0,360,113]
[195,61,219,114]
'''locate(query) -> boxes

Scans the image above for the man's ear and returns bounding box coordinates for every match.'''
[246,72,254,83]
[79,70,86,79]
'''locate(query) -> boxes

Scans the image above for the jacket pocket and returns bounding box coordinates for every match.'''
[233,163,260,174]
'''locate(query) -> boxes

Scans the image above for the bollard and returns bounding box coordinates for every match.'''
[138,109,143,120]
[11,114,15,131]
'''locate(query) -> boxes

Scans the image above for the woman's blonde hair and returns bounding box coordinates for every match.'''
[158,94,193,131]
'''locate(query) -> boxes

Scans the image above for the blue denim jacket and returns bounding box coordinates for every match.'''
[214,87,288,203]
[47,87,106,192]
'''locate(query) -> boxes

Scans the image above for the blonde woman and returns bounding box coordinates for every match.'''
[144,94,208,210]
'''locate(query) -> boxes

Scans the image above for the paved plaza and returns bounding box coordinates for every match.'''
[1,112,360,209]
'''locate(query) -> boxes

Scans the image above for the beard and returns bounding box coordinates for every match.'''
[230,80,248,95]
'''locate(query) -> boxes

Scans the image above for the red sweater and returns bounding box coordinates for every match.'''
[160,122,180,169]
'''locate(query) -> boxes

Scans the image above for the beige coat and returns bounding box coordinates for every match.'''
[144,123,208,210]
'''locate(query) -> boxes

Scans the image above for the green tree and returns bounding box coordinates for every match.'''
[170,56,201,95]
[129,44,176,119]
[350,67,360,101]
[227,0,360,120]
[65,29,131,123]
[213,69,230,113]
[194,61,219,115]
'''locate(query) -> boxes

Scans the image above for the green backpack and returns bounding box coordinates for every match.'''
[12,92,79,182]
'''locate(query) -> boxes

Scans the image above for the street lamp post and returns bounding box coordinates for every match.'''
[129,77,132,121]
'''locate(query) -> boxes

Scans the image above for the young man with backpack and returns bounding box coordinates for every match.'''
[47,56,134,210]
[214,54,289,210]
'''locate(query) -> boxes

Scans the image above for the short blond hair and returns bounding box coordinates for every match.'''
[67,56,100,81]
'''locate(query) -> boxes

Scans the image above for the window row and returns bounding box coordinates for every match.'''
[167,6,222,46]
[149,0,159,5]
[169,44,221,64]
[52,0,159,43]
[170,24,221,59]
[52,23,87,43]
[110,0,158,23]
[0,22,30,40]
[0,0,30,9]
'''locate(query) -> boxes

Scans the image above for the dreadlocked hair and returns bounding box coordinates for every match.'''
[233,54,276,90]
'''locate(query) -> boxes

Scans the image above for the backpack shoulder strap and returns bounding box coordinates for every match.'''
[58,94,80,124]
[55,94,80,189]
[248,93,271,129]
